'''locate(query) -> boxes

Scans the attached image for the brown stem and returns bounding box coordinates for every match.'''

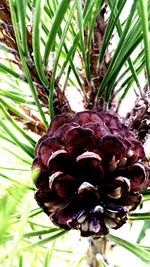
[86,237,114,267]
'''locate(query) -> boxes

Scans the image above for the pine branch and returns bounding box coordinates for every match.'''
[0,0,72,125]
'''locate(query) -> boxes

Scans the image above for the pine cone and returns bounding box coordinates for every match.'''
[127,86,150,143]
[32,111,150,238]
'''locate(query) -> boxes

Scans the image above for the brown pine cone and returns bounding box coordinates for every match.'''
[32,111,150,238]
[127,87,150,143]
